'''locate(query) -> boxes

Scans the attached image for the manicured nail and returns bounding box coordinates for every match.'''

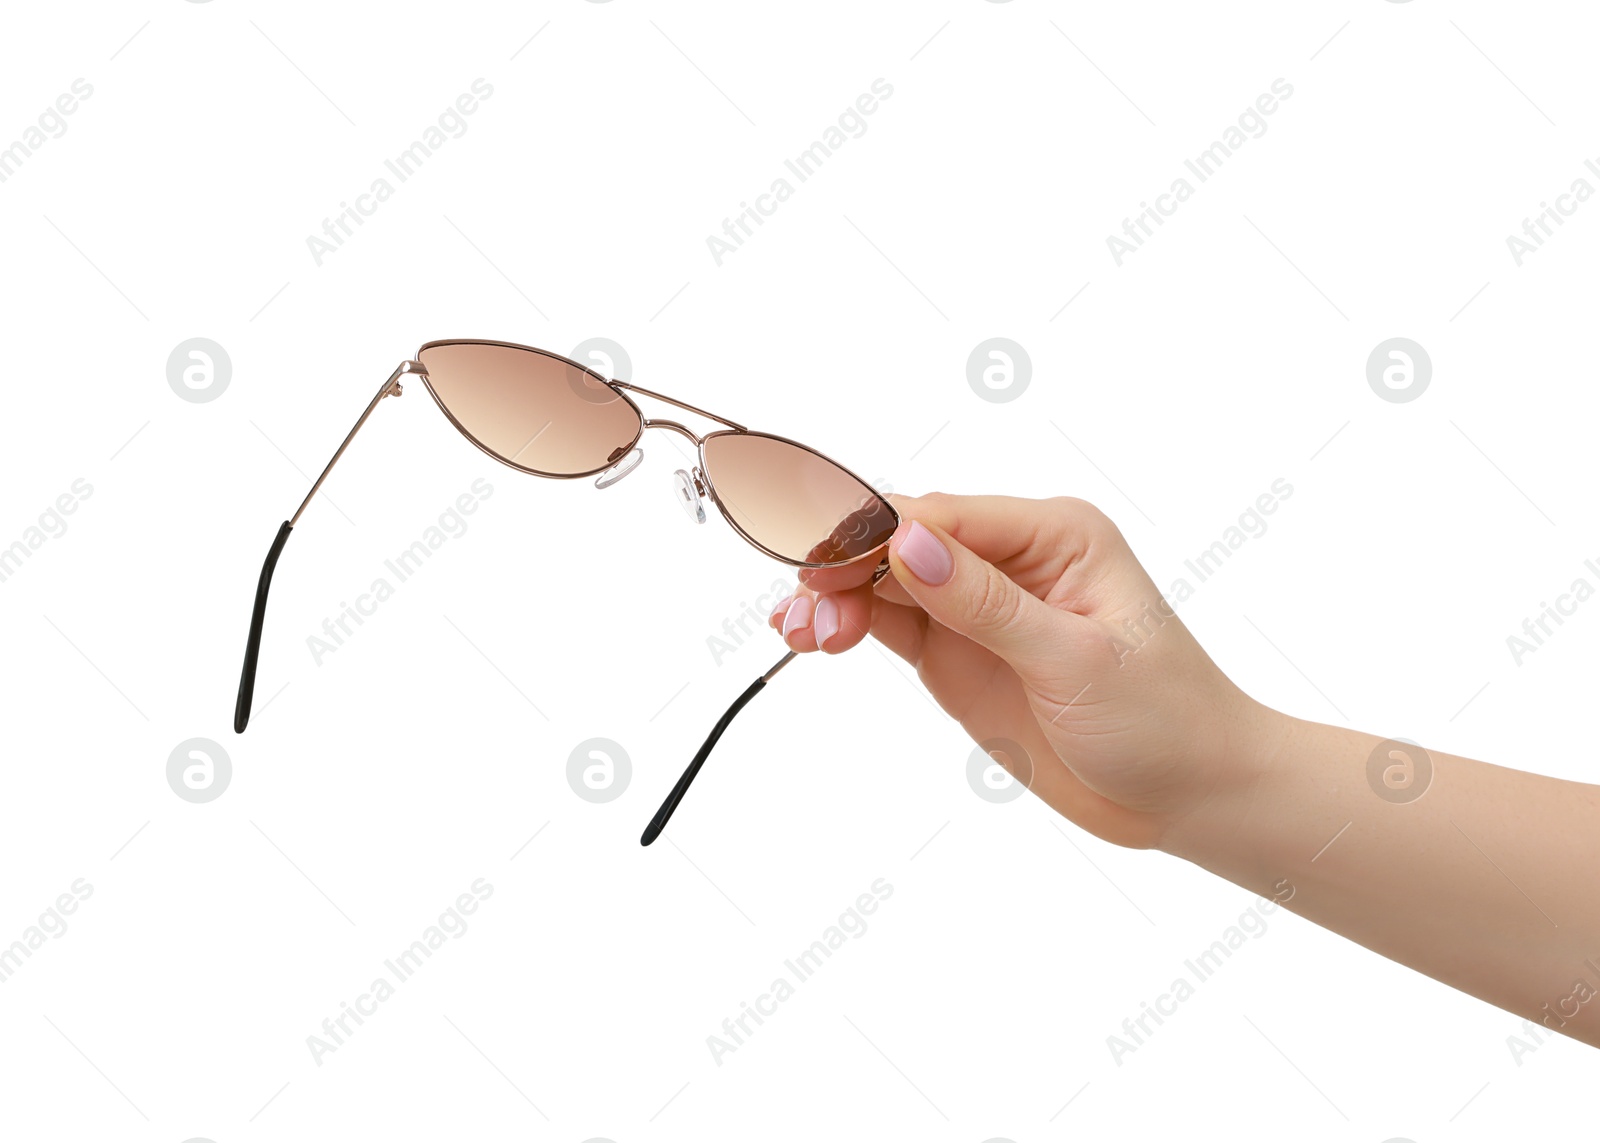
[782,594,814,639]
[769,592,794,624]
[813,596,840,650]
[897,520,954,585]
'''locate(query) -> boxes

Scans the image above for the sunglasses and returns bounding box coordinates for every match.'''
[234,339,899,845]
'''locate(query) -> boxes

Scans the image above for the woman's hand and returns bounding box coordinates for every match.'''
[771,493,1276,850]
[773,492,1600,1048]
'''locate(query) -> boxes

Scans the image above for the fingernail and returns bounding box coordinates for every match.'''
[813,596,840,650]
[782,594,814,638]
[769,592,794,623]
[897,520,954,586]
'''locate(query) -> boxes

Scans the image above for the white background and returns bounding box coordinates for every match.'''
[1,1,1596,1139]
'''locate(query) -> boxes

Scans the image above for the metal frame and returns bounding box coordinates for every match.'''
[296,338,900,570]
[234,338,900,846]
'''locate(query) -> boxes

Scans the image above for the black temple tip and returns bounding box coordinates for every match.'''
[639,670,776,847]
[234,521,293,734]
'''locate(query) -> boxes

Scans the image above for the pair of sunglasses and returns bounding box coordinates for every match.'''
[234,339,899,844]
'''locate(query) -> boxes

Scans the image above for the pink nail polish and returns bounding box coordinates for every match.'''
[769,592,794,619]
[813,596,840,650]
[897,521,954,586]
[782,594,814,639]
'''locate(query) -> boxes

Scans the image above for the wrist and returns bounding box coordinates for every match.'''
[1155,697,1303,881]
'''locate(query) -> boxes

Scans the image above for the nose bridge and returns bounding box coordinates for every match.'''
[612,380,745,434]
[642,418,704,446]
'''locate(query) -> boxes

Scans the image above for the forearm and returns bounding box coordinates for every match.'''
[1161,706,1600,1046]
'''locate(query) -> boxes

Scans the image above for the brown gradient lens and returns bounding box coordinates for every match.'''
[701,432,897,565]
[416,341,642,476]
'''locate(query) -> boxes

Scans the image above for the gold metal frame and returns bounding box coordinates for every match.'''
[369,338,902,571]
[237,338,900,842]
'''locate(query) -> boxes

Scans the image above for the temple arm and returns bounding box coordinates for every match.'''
[640,557,890,845]
[640,651,796,845]
[233,361,418,732]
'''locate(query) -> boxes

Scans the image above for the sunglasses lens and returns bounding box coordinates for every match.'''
[416,342,641,475]
[700,432,896,564]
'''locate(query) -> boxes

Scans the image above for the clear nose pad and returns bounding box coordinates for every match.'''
[594,447,644,489]
[672,468,706,524]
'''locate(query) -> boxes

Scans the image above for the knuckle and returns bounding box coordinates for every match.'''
[1050,495,1108,531]
[970,565,1021,632]
[1049,495,1125,549]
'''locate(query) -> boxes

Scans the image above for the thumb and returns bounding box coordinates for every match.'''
[887,518,1060,672]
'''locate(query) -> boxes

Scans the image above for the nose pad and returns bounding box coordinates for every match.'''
[672,468,706,524]
[594,447,643,489]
